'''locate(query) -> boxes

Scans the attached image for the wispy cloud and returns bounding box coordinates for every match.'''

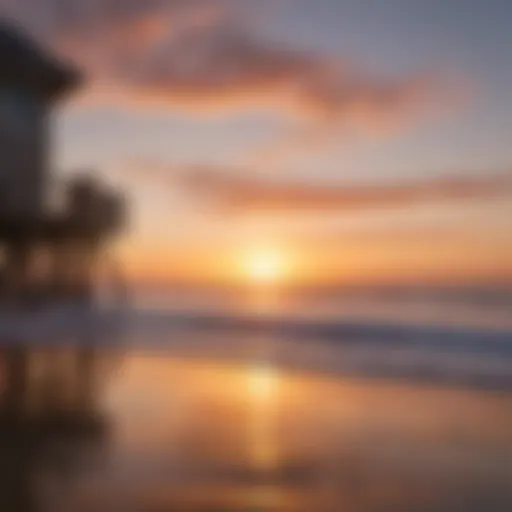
[129,161,512,213]
[0,0,463,169]
[2,1,454,131]
[111,28,439,122]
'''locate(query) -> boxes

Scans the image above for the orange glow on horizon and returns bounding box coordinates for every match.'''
[118,232,512,290]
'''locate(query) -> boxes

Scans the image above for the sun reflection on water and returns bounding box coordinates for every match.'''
[247,363,280,471]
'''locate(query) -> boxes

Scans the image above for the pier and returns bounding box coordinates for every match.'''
[0,22,125,308]
[0,22,127,510]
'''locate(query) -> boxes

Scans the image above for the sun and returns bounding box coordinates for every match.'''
[243,248,287,284]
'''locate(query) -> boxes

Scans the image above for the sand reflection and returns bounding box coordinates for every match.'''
[0,346,510,511]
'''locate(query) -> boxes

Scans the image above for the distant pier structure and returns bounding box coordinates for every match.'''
[0,22,126,308]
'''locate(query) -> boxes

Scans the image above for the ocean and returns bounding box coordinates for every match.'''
[126,286,512,391]
[0,286,511,511]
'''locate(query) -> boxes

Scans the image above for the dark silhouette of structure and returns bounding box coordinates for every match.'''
[0,21,126,511]
[0,21,126,306]
[0,345,114,512]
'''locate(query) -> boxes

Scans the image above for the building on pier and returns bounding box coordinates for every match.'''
[0,21,126,307]
[0,21,127,492]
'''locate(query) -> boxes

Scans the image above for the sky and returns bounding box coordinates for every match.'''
[3,0,512,288]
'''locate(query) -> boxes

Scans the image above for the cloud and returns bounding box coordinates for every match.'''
[0,0,460,165]
[173,166,512,212]
[120,158,512,212]
[2,1,227,79]
[118,29,436,120]
[1,0,450,121]
[91,22,449,148]
[1,0,193,37]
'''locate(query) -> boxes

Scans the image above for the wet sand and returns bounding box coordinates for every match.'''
[1,346,509,511]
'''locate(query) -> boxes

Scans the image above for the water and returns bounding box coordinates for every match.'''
[0,287,511,511]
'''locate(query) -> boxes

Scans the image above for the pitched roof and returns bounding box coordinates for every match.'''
[0,20,81,100]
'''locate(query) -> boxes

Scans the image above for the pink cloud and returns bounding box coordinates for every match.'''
[178,166,512,212]
[1,0,452,122]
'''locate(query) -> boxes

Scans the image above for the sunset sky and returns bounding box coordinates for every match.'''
[4,0,512,287]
